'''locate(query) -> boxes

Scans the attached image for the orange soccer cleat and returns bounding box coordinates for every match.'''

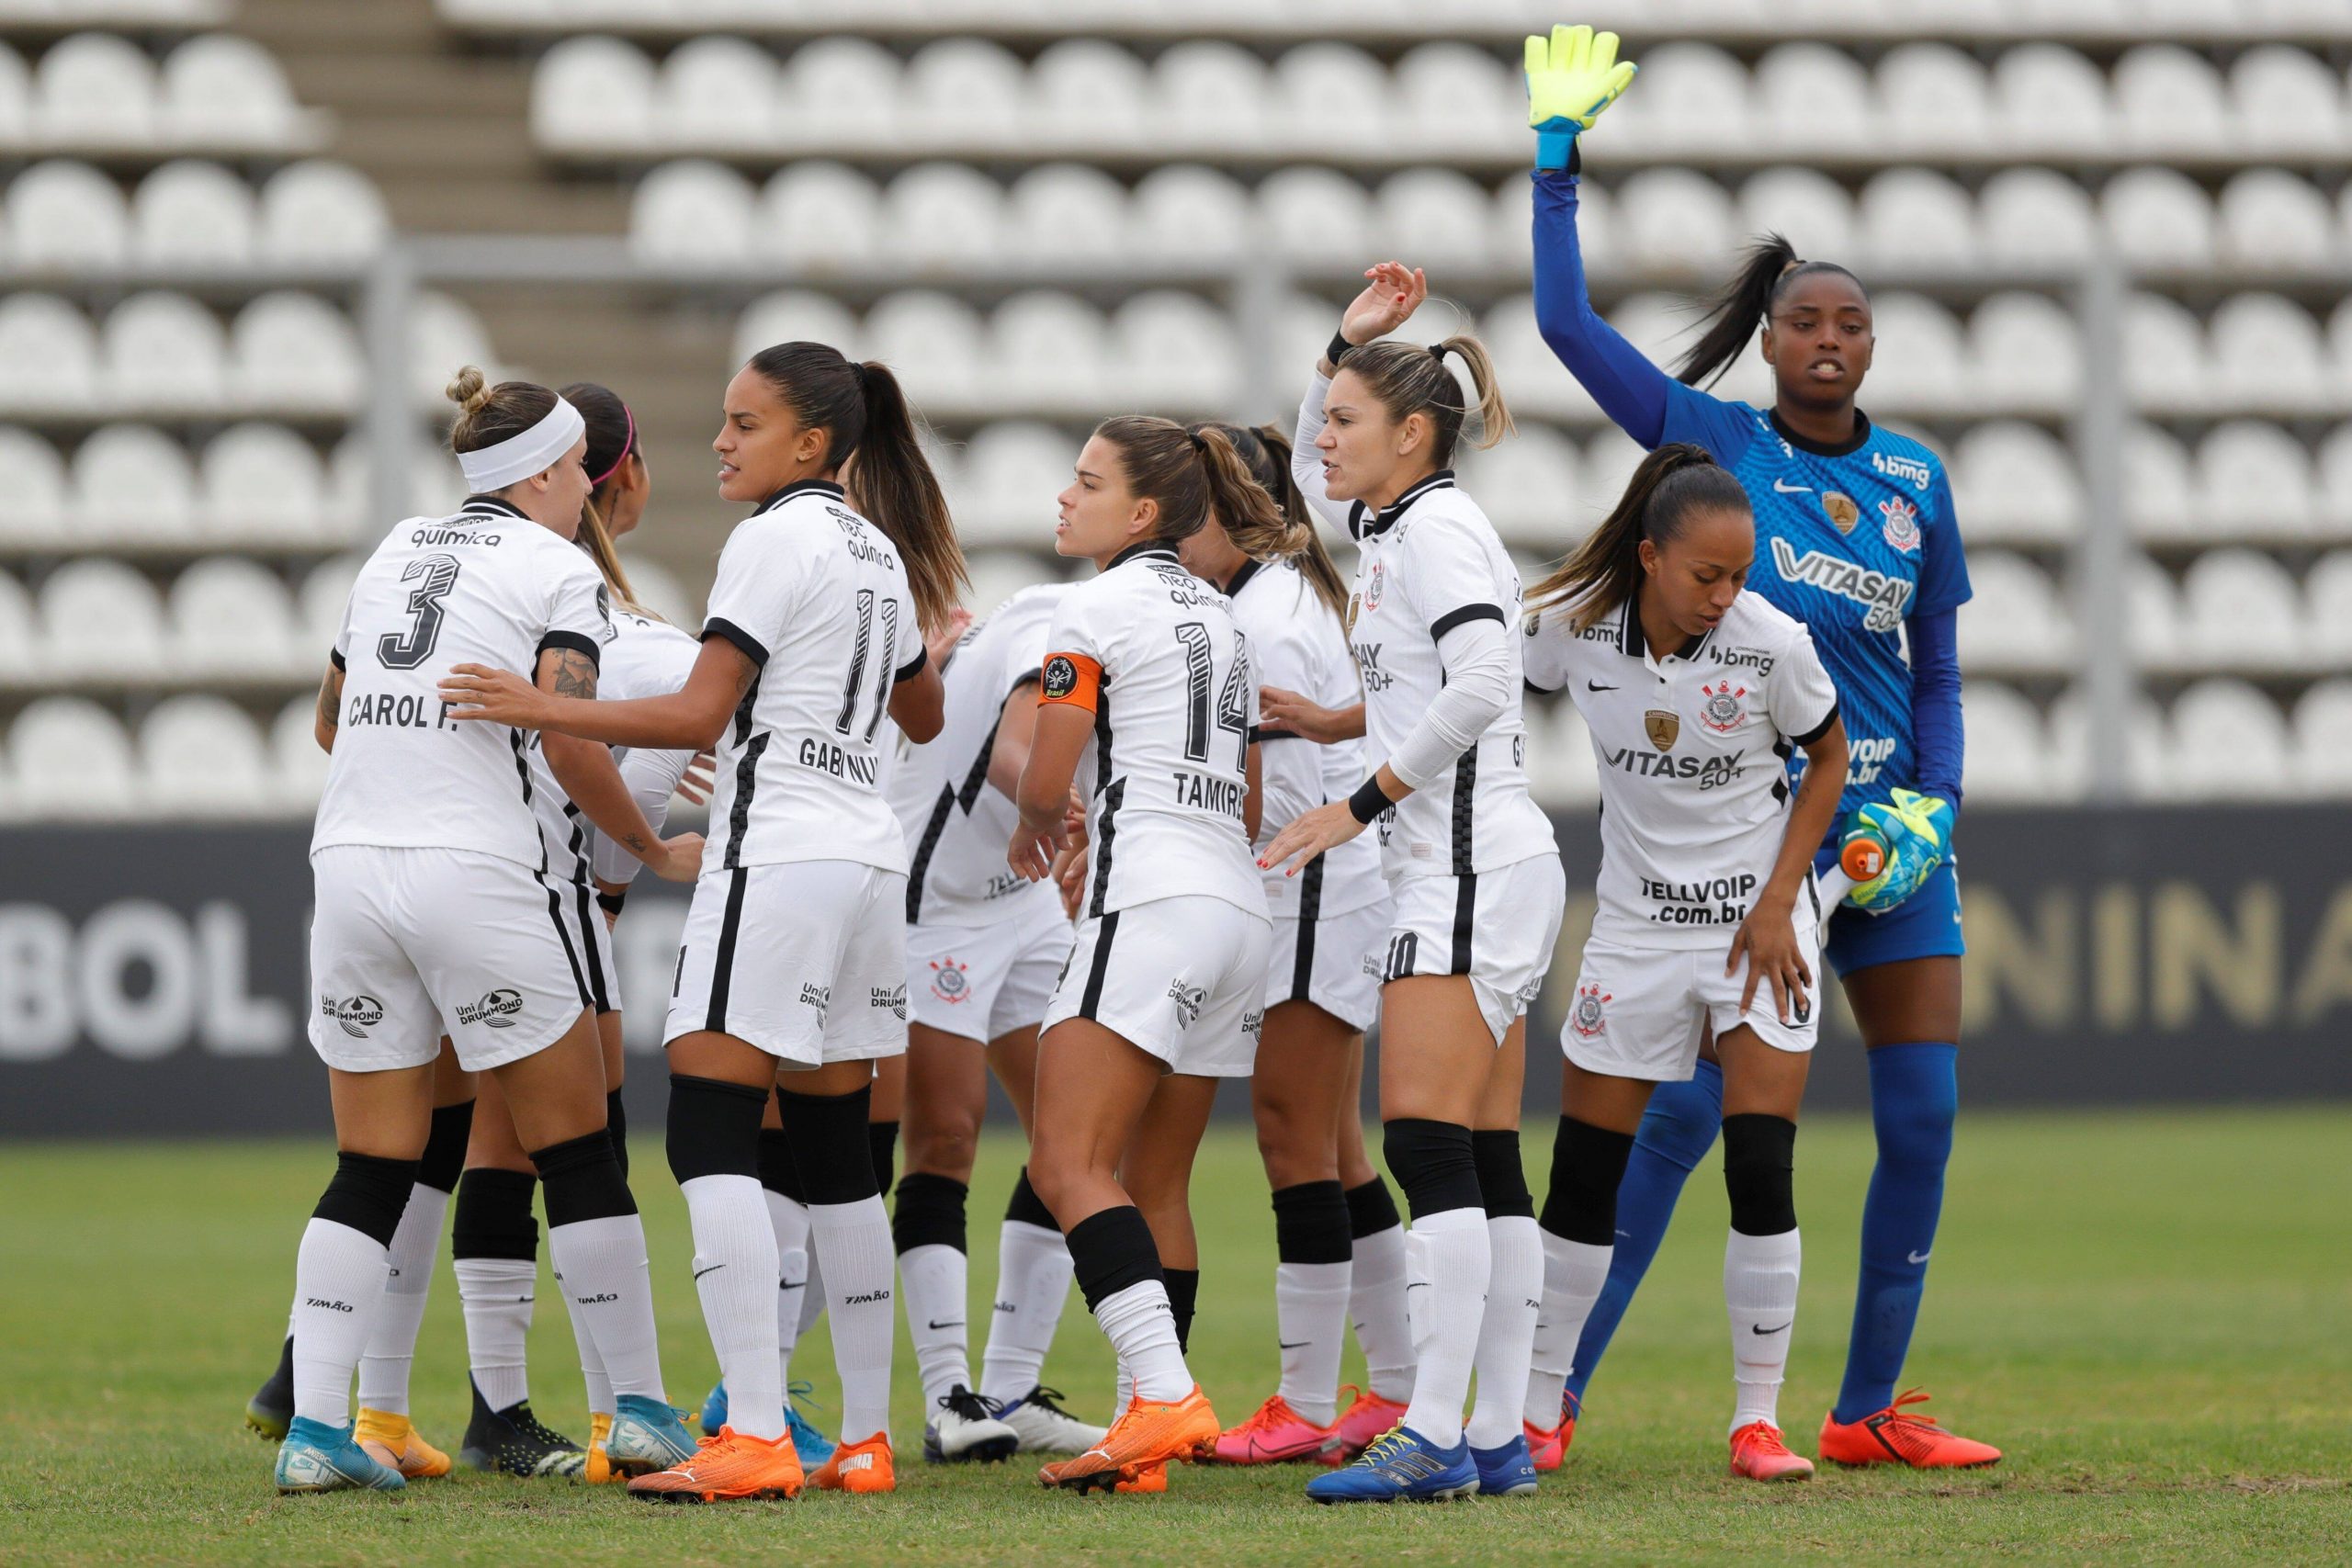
[625,1426,803,1503]
[1210,1394,1337,1465]
[1524,1389,1578,1472]
[1319,1385,1410,1465]
[1728,1420,1815,1483]
[1819,1390,2002,1470]
[810,1433,897,1495]
[1113,1461,1167,1494]
[353,1409,453,1479]
[1037,1385,1219,1494]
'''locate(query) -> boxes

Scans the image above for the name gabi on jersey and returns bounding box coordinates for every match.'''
[1171,769,1247,819]
[1642,872,1758,926]
[345,693,455,731]
[797,736,879,786]
[1603,747,1747,791]
[1770,536,1913,633]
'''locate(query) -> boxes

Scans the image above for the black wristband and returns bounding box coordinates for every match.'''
[595,888,627,918]
[1326,330,1356,368]
[1347,775,1393,825]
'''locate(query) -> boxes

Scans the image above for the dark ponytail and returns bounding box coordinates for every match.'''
[1188,419,1349,620]
[1528,443,1749,633]
[559,380,650,616]
[1675,231,1868,390]
[742,342,969,632]
[1091,414,1311,570]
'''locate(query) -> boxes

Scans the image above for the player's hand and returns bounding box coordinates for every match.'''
[1844,790,1955,914]
[1258,798,1366,880]
[439,663,555,728]
[1009,810,1068,884]
[675,749,718,806]
[1728,890,1811,1025]
[646,831,705,884]
[1052,842,1089,920]
[1257,686,1363,744]
[1525,24,1637,169]
[925,606,974,672]
[1336,262,1428,355]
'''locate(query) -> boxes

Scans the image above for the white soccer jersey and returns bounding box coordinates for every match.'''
[583,607,704,886]
[313,494,611,869]
[1225,557,1385,920]
[1040,542,1264,919]
[699,479,926,876]
[1523,588,1841,951]
[892,582,1069,926]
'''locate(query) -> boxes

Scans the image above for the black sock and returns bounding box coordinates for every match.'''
[1164,1267,1200,1354]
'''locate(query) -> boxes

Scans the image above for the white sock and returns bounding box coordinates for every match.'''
[797,1241,829,1339]
[810,1196,898,1445]
[680,1173,784,1440]
[980,1220,1073,1406]
[290,1218,390,1428]
[355,1183,447,1416]
[1349,1221,1415,1404]
[1398,1207,1488,1450]
[1724,1227,1802,1433]
[1273,1260,1351,1427]
[1526,1230,1612,1427]
[763,1190,812,1383]
[453,1257,536,1412]
[1465,1213,1542,1450]
[899,1242,972,1406]
[1113,1356,1132,1416]
[1094,1280,1190,1403]
[556,1251,615,1416]
[548,1214,665,1404]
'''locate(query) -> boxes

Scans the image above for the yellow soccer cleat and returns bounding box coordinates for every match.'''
[583,1412,618,1485]
[353,1408,453,1480]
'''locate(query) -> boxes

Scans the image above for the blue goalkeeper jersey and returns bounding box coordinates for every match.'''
[1656,386,1973,839]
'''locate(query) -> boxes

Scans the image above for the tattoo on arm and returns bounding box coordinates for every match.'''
[551,649,599,701]
[316,669,342,730]
[625,832,648,852]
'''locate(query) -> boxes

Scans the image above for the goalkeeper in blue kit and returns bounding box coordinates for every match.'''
[1517,25,1999,1471]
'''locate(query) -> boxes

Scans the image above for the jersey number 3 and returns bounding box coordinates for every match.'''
[1175,621,1250,769]
[376,555,461,671]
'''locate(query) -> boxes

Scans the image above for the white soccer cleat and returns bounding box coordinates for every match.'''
[922,1385,1021,1463]
[992,1385,1109,1454]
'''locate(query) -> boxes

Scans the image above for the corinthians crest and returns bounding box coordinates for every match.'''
[1645,707,1679,751]
[1699,681,1747,734]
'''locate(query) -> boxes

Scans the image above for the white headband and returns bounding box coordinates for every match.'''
[458,395,586,492]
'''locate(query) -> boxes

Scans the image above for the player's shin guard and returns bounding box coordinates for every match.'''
[356,1100,470,1416]
[1270,1181,1351,1427]
[1566,1057,1724,1406]
[1467,1132,1541,1450]
[536,1129,664,1405]
[981,1168,1074,1405]
[1069,1205,1190,1401]
[452,1168,538,1412]
[1344,1176,1415,1404]
[669,1074,785,1440]
[782,1085,896,1445]
[1838,1043,1957,1424]
[1723,1113,1800,1433]
[894,1172,973,1407]
[1530,1117,1634,1426]
[293,1152,418,1427]
[1382,1120,1487,1450]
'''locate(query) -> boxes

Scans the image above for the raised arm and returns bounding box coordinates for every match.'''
[1530,170,1677,447]
[439,635,754,751]
[532,645,704,882]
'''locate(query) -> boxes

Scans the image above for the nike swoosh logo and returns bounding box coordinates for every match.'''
[1773,479,1812,493]
[1278,1340,1311,1350]
[694,1264,726,1280]
[1751,1322,1792,1336]
[928,1320,964,1330]
[1587,681,1617,692]
[1908,1250,1932,1265]
[778,1278,804,1292]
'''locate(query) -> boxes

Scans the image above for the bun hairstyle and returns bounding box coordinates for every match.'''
[1185,419,1349,619]
[559,379,650,617]
[1527,443,1751,633]
[1092,415,1311,566]
[444,365,559,458]
[1675,231,1870,391]
[741,341,967,631]
[1329,334,1513,467]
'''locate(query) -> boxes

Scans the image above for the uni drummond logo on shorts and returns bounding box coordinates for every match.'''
[319,993,384,1039]
[799,982,831,1022]
[1167,980,1206,1028]
[871,983,907,1021]
[458,988,525,1030]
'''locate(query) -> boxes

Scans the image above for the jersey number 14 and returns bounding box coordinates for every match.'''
[1175,621,1250,770]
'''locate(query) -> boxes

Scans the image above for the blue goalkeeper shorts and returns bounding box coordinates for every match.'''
[1824,857,1965,978]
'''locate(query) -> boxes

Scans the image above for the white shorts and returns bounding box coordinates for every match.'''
[1041,895,1272,1077]
[1560,915,1822,1083]
[1265,896,1389,1034]
[664,860,909,1069]
[308,845,596,1074]
[907,886,1072,1043]
[1381,854,1567,1043]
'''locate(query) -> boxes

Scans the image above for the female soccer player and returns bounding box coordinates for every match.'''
[1522,443,1850,1481]
[1522,25,1994,1469]
[1009,417,1306,1495]
[440,341,965,1502]
[1164,422,1401,1467]
[1262,266,1566,1504]
[275,370,704,1494]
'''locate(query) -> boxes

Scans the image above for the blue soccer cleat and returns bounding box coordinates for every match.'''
[698,1378,729,1435]
[602,1393,697,1478]
[274,1416,408,1495]
[1471,1433,1540,1496]
[1304,1425,1479,1504]
[699,1377,835,1466]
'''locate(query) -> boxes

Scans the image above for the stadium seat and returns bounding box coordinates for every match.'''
[257,160,389,265]
[2290,677,2352,795]
[1609,43,1747,158]
[268,690,332,810]
[1950,421,2079,545]
[99,290,225,412]
[1969,291,2080,412]
[2194,421,2314,540]
[168,556,299,678]
[1112,290,1236,408]
[0,568,33,679]
[776,36,901,149]
[2045,683,2167,800]
[1857,167,1980,273]
[2177,547,2305,670]
[1989,43,2108,157]
[2100,166,2217,269]
[39,558,166,678]
[2318,426,2352,541]
[960,423,1068,548]
[657,35,775,151]
[131,159,254,267]
[866,291,982,408]
[880,162,1006,270]
[71,424,195,547]
[1615,168,1734,277]
[1007,164,1128,266]
[1876,43,1992,157]
[1463,423,1579,551]
[1957,550,2074,673]
[0,294,97,413]
[1735,168,1855,263]
[734,288,861,367]
[0,41,26,148]
[902,39,1023,151]
[1151,40,1267,152]
[1131,164,1249,267]
[1854,293,1966,414]
[962,549,1063,627]
[2120,294,2210,413]
[1261,165,1371,268]
[1396,43,1515,159]
[1580,431,1648,532]
[2229,44,2346,158]
[231,291,362,412]
[8,697,139,819]
[2216,170,2337,271]
[992,290,1106,412]
[5,159,128,270]
[33,32,157,147]
[1600,292,1693,378]
[615,553,691,628]
[0,427,67,547]
[138,693,271,818]
[160,33,304,148]
[756,161,878,272]
[628,159,756,268]
[1752,45,1875,157]
[2211,294,2328,411]
[1272,44,1386,159]
[1957,682,2050,803]
[531,35,653,151]
[1030,39,1146,152]
[2112,45,2231,159]
[2332,296,2352,404]
[2167,679,2293,798]
[2126,554,2183,668]
[2120,423,2195,541]
[297,554,362,655]
[1373,167,1492,273]
[199,423,327,545]
[1978,167,2097,269]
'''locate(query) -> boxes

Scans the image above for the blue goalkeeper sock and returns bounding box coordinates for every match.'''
[1563,1057,1724,1407]
[1835,1042,1959,1425]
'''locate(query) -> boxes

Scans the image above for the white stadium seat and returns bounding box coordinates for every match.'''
[1735,168,1856,262]
[2167,679,2292,799]
[2120,294,2210,413]
[2211,294,2328,411]
[1978,167,2097,268]
[532,35,653,151]
[1968,291,2079,412]
[2046,684,2167,800]
[1031,39,1146,152]
[777,37,901,150]
[297,554,362,656]
[2101,166,2216,269]
[138,694,270,818]
[1990,44,2108,157]
[1580,431,1648,531]
[2320,425,2352,540]
[72,423,197,544]
[1272,44,1386,158]
[9,697,139,818]
[628,159,755,268]
[34,32,157,147]
[1957,550,2074,673]
[168,556,299,678]
[406,291,497,409]
[2230,44,2346,158]
[866,291,982,408]
[100,290,226,412]
[1950,421,2079,545]
[902,39,1022,149]
[2122,423,2195,540]
[199,423,328,545]
[0,41,27,148]
[0,568,34,679]
[1132,165,1249,267]
[1462,423,1579,550]
[1752,45,1875,157]
[0,294,97,413]
[757,161,878,272]
[1373,168,1492,273]
[160,34,303,147]
[961,422,1069,547]
[1111,289,1236,407]
[1007,164,1127,266]
[881,162,1006,270]
[2194,421,2314,540]
[0,427,67,546]
[2308,551,2352,666]
[2216,170,2337,271]
[131,159,254,267]
[992,290,1106,412]
[2332,296,2352,404]
[39,558,166,678]
[1876,43,1992,158]
[5,159,128,269]
[257,160,389,265]
[2127,555,2183,668]
[1854,294,1965,414]
[232,290,362,412]
[1610,43,1747,159]
[1958,682,2052,803]
[2177,547,2305,670]
[1494,171,1612,288]
[615,553,691,628]
[657,35,775,151]
[734,288,861,367]
[1395,43,1515,160]
[1260,165,1370,269]
[1857,168,1979,272]
[268,692,332,812]
[961,550,1062,627]
[2112,45,2231,159]
[1151,41,1267,153]
[2291,678,2352,794]
[1615,168,1733,276]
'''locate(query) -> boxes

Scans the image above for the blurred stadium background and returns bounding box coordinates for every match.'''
[1,0,2348,1132]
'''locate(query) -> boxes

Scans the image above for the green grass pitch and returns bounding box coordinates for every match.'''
[2,1106,2346,1565]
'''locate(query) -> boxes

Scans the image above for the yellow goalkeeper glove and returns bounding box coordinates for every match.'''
[1525,24,1637,171]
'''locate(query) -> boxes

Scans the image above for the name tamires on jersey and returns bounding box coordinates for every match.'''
[312,495,610,870]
